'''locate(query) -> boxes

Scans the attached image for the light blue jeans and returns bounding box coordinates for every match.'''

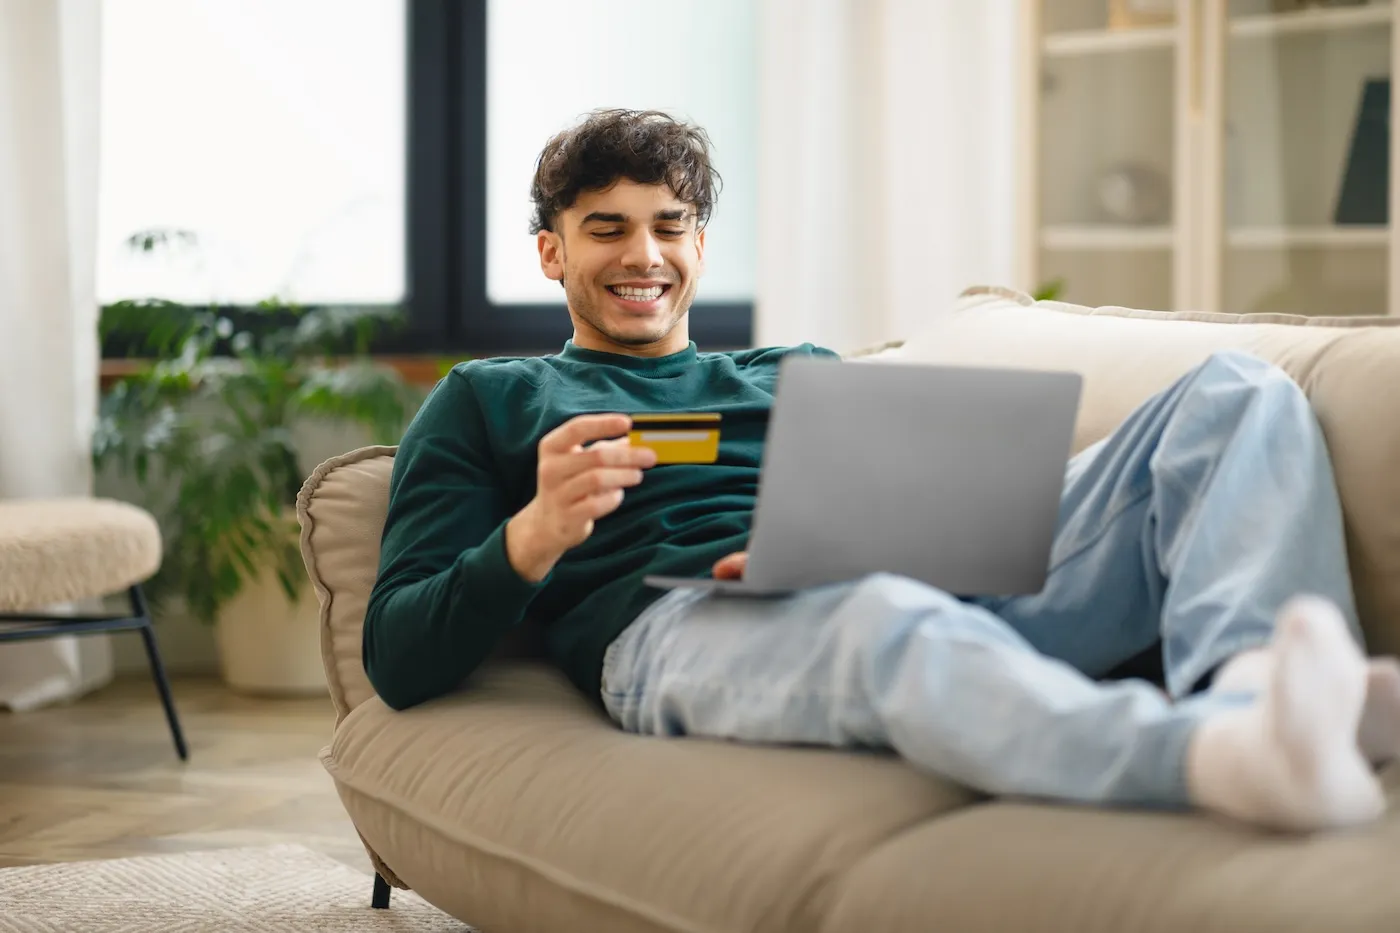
[600,351,1362,809]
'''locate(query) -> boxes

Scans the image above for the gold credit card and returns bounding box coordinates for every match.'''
[628,413,722,464]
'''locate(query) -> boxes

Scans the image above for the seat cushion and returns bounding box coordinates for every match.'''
[0,498,161,611]
[322,662,977,933]
[821,774,1400,933]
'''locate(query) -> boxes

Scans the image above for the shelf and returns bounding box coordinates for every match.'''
[1042,5,1389,58]
[1042,226,1173,250]
[1228,225,1388,248]
[1231,4,1393,40]
[1043,26,1175,58]
[1042,225,1388,251]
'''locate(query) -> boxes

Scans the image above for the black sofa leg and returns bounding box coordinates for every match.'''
[372,872,392,909]
[132,586,188,761]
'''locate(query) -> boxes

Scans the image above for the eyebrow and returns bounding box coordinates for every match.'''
[580,209,691,225]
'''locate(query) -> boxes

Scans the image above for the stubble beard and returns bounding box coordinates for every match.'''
[564,267,697,348]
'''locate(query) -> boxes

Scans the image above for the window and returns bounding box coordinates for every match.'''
[415,0,755,352]
[485,0,757,309]
[97,0,406,308]
[99,0,754,357]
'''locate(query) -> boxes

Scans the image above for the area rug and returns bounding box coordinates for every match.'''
[0,844,476,932]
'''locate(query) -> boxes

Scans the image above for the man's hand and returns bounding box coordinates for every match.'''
[507,414,657,582]
[713,551,748,581]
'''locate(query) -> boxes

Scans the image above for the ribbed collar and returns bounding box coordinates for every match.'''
[558,340,699,376]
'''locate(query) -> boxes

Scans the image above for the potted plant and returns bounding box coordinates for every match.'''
[94,236,426,694]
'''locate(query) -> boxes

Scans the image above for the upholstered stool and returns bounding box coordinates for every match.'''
[0,498,186,759]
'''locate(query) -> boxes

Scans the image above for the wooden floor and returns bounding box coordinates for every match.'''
[0,676,369,871]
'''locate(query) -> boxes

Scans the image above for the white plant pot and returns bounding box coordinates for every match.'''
[214,568,326,696]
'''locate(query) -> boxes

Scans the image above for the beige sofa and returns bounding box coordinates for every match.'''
[297,286,1400,933]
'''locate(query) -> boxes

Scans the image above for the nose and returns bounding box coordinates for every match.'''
[619,228,664,273]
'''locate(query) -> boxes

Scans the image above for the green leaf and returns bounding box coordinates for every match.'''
[1032,278,1066,302]
[96,277,420,624]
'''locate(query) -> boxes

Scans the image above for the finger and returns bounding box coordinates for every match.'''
[713,552,748,580]
[557,467,645,504]
[586,438,658,468]
[539,414,631,455]
[570,488,627,523]
[544,443,654,486]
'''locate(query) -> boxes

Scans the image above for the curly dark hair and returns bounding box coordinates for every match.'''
[528,109,721,235]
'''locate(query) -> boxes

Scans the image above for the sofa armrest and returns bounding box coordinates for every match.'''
[297,446,399,721]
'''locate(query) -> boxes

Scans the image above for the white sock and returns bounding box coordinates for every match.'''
[1210,646,1272,694]
[1186,595,1385,832]
[1360,658,1400,765]
[1213,629,1400,768]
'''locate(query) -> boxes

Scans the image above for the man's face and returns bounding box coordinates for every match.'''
[538,179,706,357]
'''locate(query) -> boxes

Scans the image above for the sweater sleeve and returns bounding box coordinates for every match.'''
[363,368,546,710]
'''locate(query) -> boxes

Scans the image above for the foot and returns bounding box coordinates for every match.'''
[1213,630,1400,768]
[1187,595,1385,831]
[1360,658,1400,766]
[1210,646,1271,694]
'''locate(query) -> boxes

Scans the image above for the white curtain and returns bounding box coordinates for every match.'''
[755,0,1020,352]
[0,0,112,710]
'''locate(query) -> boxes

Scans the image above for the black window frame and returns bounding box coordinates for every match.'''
[101,0,753,360]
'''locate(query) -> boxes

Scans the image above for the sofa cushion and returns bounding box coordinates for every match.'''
[298,446,397,720]
[896,286,1400,659]
[821,775,1400,933]
[322,661,976,933]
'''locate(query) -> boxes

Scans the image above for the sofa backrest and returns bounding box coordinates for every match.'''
[298,286,1400,715]
[894,286,1400,659]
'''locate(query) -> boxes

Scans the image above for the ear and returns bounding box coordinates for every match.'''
[538,230,565,282]
[694,226,707,277]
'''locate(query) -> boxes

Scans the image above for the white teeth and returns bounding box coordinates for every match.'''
[611,285,664,300]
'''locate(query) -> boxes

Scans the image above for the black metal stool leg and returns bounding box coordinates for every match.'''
[131,586,188,761]
[372,872,392,909]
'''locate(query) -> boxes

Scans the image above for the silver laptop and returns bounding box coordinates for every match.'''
[644,356,1083,598]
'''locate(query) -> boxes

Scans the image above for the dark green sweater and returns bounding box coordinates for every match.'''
[364,339,839,710]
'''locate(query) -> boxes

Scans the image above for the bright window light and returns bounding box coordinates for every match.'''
[96,0,406,306]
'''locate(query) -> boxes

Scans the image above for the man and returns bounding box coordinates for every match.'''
[367,109,1400,832]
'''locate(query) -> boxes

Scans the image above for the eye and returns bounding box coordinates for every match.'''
[656,228,686,238]
[591,230,622,239]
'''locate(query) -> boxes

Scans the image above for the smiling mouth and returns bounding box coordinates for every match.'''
[606,284,671,303]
